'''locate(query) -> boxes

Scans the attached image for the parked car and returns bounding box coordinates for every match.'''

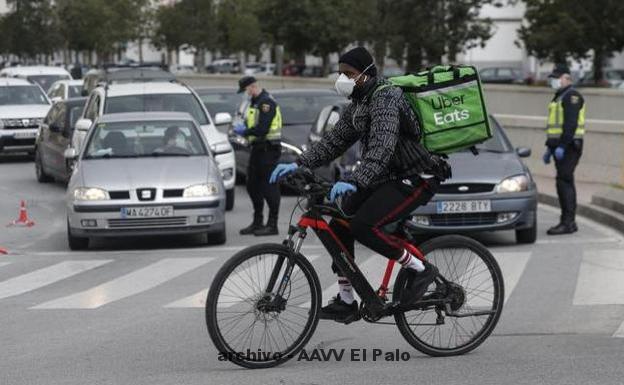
[243,62,275,76]
[0,66,72,90]
[169,64,196,75]
[47,79,84,102]
[195,87,241,134]
[65,112,226,250]
[232,88,343,180]
[0,78,51,155]
[206,59,239,74]
[578,69,624,88]
[76,81,236,210]
[34,97,87,182]
[81,67,176,96]
[408,115,538,244]
[479,67,525,84]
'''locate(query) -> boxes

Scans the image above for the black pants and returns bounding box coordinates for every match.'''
[328,177,438,275]
[554,141,582,224]
[247,143,281,223]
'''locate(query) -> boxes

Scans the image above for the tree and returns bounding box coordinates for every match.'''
[152,3,187,66]
[519,0,624,83]
[177,0,218,71]
[4,0,59,61]
[216,0,263,69]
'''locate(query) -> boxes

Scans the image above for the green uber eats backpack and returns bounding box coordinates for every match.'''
[377,65,492,155]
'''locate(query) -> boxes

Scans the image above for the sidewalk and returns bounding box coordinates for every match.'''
[533,174,624,234]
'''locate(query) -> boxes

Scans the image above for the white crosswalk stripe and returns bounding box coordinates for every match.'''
[32,258,213,309]
[166,255,321,308]
[495,252,532,303]
[573,249,624,306]
[0,260,112,300]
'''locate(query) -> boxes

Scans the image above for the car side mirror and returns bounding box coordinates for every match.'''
[516,147,531,158]
[64,147,78,159]
[50,96,62,103]
[214,112,232,126]
[75,118,92,132]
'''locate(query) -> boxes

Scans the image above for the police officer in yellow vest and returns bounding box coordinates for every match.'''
[233,76,283,236]
[542,64,585,235]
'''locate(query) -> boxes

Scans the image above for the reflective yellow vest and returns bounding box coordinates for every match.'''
[245,102,282,143]
[546,89,586,139]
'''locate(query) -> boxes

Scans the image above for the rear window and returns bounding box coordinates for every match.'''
[104,93,208,125]
[27,75,71,91]
[68,85,82,98]
[0,85,49,105]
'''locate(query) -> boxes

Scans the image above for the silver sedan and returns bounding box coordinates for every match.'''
[65,112,226,250]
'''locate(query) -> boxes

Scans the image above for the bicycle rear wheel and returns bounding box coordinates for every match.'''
[393,235,504,356]
[206,243,321,368]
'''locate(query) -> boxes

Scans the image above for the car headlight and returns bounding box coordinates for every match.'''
[495,174,529,193]
[73,187,109,201]
[183,183,219,197]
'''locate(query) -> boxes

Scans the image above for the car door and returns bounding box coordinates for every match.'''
[39,103,61,169]
[49,103,69,176]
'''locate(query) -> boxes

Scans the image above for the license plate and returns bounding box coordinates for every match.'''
[436,200,491,214]
[14,131,37,139]
[120,206,174,218]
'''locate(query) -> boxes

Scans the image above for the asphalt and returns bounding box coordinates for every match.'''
[1,154,624,385]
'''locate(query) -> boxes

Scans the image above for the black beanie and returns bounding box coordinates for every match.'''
[338,46,377,77]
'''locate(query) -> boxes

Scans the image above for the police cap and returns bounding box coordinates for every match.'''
[237,76,257,93]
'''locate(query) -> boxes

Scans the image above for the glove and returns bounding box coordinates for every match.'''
[329,182,357,203]
[232,122,246,135]
[554,146,565,161]
[269,163,298,184]
[542,148,552,165]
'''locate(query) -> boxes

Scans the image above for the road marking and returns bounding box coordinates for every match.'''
[496,252,531,303]
[32,258,212,309]
[0,260,111,300]
[535,237,622,245]
[538,204,624,242]
[167,255,321,308]
[613,321,624,338]
[573,249,624,305]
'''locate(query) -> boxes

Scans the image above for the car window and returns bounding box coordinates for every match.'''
[0,85,49,105]
[83,120,207,159]
[84,95,100,120]
[480,68,495,78]
[68,85,82,98]
[55,104,67,130]
[199,91,242,115]
[69,105,84,129]
[497,68,513,77]
[273,94,344,124]
[104,94,209,125]
[469,117,511,153]
[47,83,60,98]
[324,110,341,133]
[26,75,70,91]
[314,106,333,135]
[44,103,60,125]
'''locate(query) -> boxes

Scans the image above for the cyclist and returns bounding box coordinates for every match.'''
[270,46,451,322]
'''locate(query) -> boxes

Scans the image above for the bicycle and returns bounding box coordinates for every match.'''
[206,168,504,369]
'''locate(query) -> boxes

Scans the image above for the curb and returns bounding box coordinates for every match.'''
[538,192,624,235]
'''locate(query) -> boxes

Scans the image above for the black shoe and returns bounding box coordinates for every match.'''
[547,222,578,235]
[239,220,263,235]
[254,219,278,236]
[401,262,438,305]
[319,294,359,323]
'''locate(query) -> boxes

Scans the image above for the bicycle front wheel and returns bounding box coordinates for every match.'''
[206,243,322,369]
[393,235,504,357]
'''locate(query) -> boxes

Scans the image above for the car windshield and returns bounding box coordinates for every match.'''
[104,94,209,125]
[68,85,82,98]
[274,93,344,124]
[199,91,241,115]
[27,75,70,90]
[0,85,49,105]
[69,105,84,128]
[83,120,207,159]
[465,117,511,153]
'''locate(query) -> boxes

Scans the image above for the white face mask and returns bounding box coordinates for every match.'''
[174,134,186,148]
[334,63,374,98]
[549,78,561,90]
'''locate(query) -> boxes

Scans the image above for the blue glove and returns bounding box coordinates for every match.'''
[554,146,565,161]
[269,163,298,184]
[233,122,246,135]
[542,148,552,164]
[329,182,357,203]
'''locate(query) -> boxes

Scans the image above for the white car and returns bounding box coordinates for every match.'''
[75,81,237,210]
[47,79,84,102]
[0,78,51,154]
[0,66,72,91]
[244,62,276,76]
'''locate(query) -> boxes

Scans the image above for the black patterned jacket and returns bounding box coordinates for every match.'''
[297,77,446,190]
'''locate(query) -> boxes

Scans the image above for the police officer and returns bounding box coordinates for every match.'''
[542,64,585,235]
[233,76,283,236]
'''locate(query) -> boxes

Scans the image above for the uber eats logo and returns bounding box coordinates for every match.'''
[430,94,469,125]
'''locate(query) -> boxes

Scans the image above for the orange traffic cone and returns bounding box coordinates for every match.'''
[7,200,35,227]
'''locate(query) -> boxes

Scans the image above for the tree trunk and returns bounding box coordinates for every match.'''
[593,49,605,86]
[321,54,331,77]
[138,38,143,64]
[275,44,284,76]
[405,43,422,73]
[373,39,386,76]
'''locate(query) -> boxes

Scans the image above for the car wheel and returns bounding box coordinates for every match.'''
[35,150,53,183]
[67,221,89,250]
[516,218,537,244]
[206,228,227,245]
[225,188,235,211]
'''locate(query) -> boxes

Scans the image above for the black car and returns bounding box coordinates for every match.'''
[232,88,343,179]
[195,87,242,133]
[34,97,87,183]
[479,67,525,84]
